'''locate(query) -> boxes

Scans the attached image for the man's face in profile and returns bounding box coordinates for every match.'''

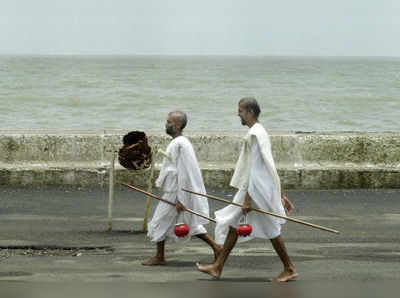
[165,115,177,136]
[238,103,249,126]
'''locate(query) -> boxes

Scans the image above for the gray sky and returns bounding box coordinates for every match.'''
[1,0,399,56]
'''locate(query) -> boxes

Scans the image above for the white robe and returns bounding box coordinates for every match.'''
[215,123,286,244]
[147,136,210,242]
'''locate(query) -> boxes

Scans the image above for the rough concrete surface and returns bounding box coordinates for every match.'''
[1,186,399,286]
[1,130,400,189]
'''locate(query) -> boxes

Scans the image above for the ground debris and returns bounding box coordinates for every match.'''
[0,246,113,257]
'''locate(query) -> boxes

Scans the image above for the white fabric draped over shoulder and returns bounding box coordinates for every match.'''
[147,136,209,242]
[215,123,286,244]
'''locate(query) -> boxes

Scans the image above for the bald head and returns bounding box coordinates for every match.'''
[168,111,187,130]
[165,110,187,137]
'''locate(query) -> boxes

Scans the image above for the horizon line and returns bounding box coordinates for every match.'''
[1,53,400,58]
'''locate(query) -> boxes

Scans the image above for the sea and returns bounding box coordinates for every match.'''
[1,55,399,132]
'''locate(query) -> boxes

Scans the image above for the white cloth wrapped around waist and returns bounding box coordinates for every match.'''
[147,136,209,242]
[147,190,207,243]
[215,126,286,244]
[215,189,282,244]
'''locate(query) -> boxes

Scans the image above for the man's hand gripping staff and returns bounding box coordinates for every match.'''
[120,182,216,224]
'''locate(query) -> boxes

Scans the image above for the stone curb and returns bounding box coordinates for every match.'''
[1,130,399,189]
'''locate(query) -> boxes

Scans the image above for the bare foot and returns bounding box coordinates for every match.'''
[196,262,221,279]
[142,256,166,266]
[213,245,223,262]
[271,269,298,282]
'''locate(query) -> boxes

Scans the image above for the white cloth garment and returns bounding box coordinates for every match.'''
[215,123,286,244]
[147,136,210,242]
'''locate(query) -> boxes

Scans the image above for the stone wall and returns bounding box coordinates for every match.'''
[0,130,399,189]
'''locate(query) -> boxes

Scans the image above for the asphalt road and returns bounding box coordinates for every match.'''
[0,186,399,296]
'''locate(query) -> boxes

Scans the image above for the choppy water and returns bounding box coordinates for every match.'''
[1,55,399,131]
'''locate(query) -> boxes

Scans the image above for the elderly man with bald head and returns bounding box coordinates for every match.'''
[143,111,221,266]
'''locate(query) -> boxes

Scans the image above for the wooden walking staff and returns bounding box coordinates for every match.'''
[107,150,117,231]
[115,131,155,233]
[142,155,156,232]
[120,182,216,223]
[182,188,340,234]
[106,144,154,232]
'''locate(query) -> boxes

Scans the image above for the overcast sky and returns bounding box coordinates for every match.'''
[1,0,399,56]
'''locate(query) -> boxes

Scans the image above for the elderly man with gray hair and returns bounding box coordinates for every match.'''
[143,111,221,265]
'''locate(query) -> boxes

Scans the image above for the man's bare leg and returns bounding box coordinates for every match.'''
[270,235,297,282]
[196,227,238,279]
[142,240,166,266]
[196,233,223,261]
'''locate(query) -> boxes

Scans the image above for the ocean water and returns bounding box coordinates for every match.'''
[1,55,399,132]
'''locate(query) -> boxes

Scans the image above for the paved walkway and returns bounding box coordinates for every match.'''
[1,187,399,286]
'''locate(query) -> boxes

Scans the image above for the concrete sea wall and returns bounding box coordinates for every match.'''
[0,130,399,189]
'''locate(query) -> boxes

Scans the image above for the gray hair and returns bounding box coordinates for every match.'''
[239,97,261,118]
[169,110,188,130]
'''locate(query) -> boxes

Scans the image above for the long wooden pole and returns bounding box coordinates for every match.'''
[107,151,116,231]
[121,182,216,223]
[142,157,155,233]
[182,188,339,234]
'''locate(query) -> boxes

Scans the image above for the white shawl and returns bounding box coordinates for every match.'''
[230,123,281,195]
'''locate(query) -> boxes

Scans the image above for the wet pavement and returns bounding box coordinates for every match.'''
[0,186,399,295]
